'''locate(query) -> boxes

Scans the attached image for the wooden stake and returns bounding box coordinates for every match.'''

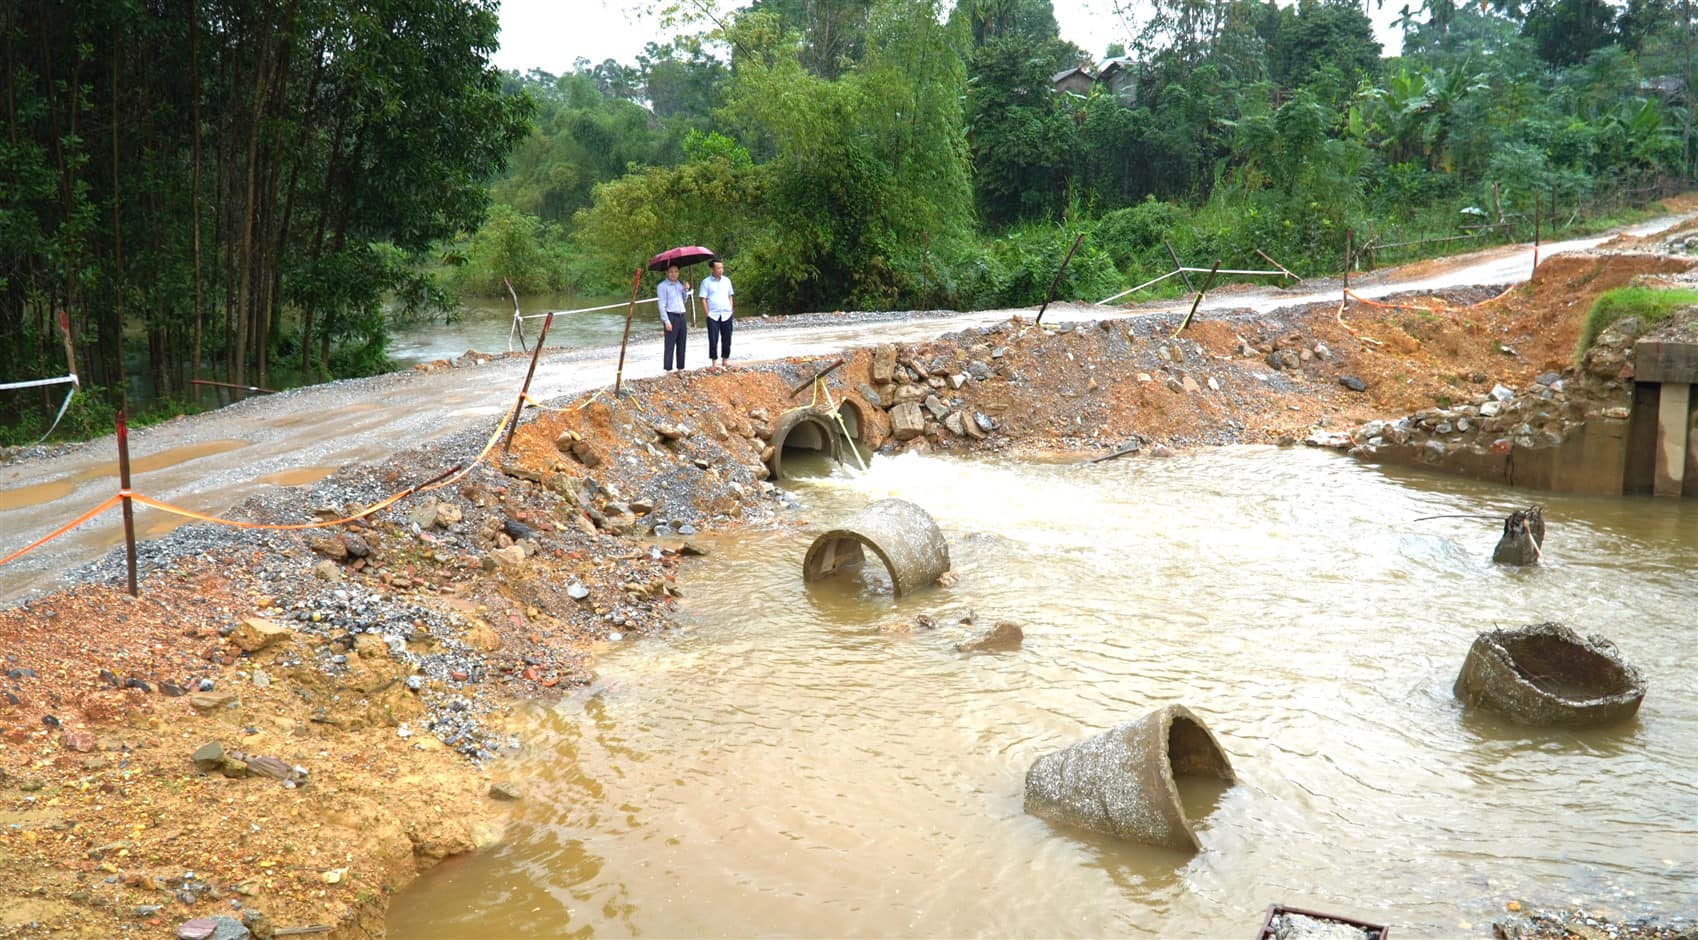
[502,311,554,456]
[613,266,643,398]
[116,412,137,597]
[1343,229,1352,300]
[1255,248,1300,283]
[1532,192,1542,278]
[1164,239,1196,294]
[788,359,844,397]
[1036,232,1086,326]
[1172,261,1221,337]
[56,310,78,391]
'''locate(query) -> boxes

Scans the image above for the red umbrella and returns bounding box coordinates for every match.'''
[647,246,715,272]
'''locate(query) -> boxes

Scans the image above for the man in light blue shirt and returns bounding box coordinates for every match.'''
[698,260,735,370]
[657,265,691,373]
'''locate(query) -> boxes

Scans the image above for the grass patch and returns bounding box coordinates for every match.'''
[1576,286,1698,359]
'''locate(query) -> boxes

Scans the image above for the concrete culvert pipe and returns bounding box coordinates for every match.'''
[802,498,950,596]
[835,398,866,443]
[767,409,842,481]
[1454,622,1646,726]
[1024,704,1235,853]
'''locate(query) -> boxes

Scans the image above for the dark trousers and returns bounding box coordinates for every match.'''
[707,316,733,361]
[663,313,687,370]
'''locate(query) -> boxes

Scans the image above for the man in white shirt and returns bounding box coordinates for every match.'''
[698,260,735,370]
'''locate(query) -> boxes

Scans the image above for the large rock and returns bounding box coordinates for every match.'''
[956,621,1023,653]
[408,499,440,530]
[188,690,238,711]
[191,741,226,772]
[872,344,898,383]
[230,618,289,653]
[1024,704,1234,852]
[308,536,347,561]
[889,401,925,441]
[1454,622,1645,726]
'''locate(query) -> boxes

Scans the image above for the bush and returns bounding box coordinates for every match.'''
[1577,286,1698,358]
[449,204,570,297]
[981,223,1122,307]
[1093,199,1185,270]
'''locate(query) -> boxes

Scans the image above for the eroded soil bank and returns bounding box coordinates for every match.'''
[0,241,1692,937]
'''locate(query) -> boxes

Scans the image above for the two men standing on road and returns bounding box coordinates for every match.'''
[658,259,735,374]
[699,260,735,370]
[657,264,691,374]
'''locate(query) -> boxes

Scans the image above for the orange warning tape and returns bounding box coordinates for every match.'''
[521,393,576,413]
[0,395,533,569]
[1342,283,1519,314]
[0,494,122,566]
[130,485,419,531]
[1342,289,1449,313]
[420,401,515,493]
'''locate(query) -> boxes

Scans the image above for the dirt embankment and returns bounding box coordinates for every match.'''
[1,241,1692,938]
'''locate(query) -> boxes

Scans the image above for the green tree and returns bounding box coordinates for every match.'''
[964,36,1081,223]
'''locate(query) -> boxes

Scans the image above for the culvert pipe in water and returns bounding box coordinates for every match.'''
[802,497,950,596]
[1454,622,1646,726]
[766,409,843,481]
[1024,704,1235,852]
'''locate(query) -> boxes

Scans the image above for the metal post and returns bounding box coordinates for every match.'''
[1163,239,1196,294]
[504,277,526,352]
[502,311,554,456]
[613,266,643,398]
[1036,232,1086,326]
[1172,261,1221,338]
[116,411,138,597]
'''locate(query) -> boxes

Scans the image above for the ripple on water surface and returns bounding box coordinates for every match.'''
[389,447,1698,938]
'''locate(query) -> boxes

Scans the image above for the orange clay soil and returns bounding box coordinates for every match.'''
[0,564,500,940]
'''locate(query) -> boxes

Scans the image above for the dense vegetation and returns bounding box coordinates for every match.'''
[2,0,1692,440]
[1,0,529,440]
[477,0,1690,316]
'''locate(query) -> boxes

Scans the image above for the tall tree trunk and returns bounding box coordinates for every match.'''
[233,35,274,388]
[190,0,204,398]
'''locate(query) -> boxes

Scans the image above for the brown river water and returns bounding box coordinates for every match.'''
[387,447,1697,937]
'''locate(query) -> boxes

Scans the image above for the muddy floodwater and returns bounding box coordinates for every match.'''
[388,294,628,365]
[388,448,1696,937]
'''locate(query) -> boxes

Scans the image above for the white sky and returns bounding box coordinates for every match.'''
[491,1,1405,77]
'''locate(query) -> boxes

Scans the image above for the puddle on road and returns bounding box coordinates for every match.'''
[70,439,250,482]
[269,402,380,429]
[257,466,338,487]
[0,480,76,511]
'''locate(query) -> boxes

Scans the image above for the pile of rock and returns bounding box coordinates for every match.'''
[1345,316,1647,468]
[869,342,998,450]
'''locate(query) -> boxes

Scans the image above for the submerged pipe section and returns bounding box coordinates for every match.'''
[1491,506,1545,565]
[1024,704,1235,853]
[767,409,843,481]
[1454,622,1646,726]
[802,498,950,596]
